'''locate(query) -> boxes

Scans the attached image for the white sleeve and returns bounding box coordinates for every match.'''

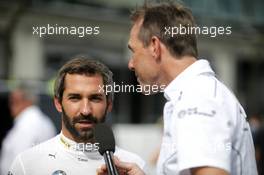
[8,154,25,175]
[172,97,232,174]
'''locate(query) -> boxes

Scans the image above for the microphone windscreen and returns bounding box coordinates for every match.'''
[94,123,116,155]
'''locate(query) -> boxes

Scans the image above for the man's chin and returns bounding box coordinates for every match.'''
[73,127,94,140]
[78,132,94,141]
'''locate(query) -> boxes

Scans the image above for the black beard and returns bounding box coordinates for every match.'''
[62,107,106,142]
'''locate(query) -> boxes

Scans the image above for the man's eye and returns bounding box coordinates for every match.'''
[91,96,103,102]
[69,96,80,101]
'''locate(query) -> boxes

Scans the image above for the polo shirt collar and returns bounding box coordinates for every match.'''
[164,59,214,101]
[59,132,98,153]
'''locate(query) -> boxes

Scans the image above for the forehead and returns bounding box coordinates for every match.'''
[129,19,143,44]
[64,73,104,92]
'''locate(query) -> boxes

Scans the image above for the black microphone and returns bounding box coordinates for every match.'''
[94,123,119,175]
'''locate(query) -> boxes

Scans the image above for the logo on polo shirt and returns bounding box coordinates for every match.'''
[178,107,216,118]
[52,170,67,175]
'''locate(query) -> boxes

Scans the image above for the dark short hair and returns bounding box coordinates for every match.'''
[130,1,198,58]
[54,56,114,103]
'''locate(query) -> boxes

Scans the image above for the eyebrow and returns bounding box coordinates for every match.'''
[67,92,105,98]
[67,93,80,97]
[90,93,104,98]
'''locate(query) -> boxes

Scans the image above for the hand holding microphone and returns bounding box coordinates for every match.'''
[96,156,145,175]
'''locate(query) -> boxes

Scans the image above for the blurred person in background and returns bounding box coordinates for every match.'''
[8,57,145,175]
[98,1,258,175]
[0,81,56,175]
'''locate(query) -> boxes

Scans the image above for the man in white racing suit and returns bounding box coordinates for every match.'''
[8,56,145,175]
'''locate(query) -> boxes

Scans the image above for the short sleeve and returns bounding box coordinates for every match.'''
[8,154,25,175]
[171,97,232,174]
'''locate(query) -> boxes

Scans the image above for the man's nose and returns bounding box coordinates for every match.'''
[80,100,92,116]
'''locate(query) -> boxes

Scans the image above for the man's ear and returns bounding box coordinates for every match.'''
[54,98,62,113]
[150,36,161,60]
[106,100,113,113]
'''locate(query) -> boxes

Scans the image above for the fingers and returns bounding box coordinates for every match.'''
[97,157,145,175]
[96,164,107,175]
[115,159,135,170]
[114,158,145,175]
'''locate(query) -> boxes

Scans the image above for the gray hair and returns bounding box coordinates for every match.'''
[14,80,39,104]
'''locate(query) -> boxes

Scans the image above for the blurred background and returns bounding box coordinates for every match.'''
[0,0,263,174]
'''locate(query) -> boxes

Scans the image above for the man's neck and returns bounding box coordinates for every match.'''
[61,129,94,144]
[160,55,196,87]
